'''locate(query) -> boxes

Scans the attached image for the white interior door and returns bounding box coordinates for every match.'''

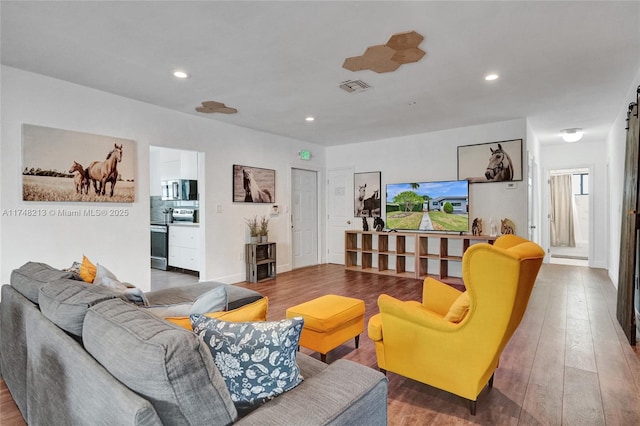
[327,167,353,264]
[291,168,318,269]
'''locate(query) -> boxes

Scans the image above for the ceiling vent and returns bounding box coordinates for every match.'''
[339,79,372,94]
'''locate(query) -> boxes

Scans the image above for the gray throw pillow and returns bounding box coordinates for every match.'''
[190,286,227,314]
[93,263,149,306]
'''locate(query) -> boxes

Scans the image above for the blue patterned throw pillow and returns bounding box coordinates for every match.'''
[191,314,304,415]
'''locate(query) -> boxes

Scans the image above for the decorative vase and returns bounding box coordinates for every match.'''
[250,236,258,243]
[260,235,268,243]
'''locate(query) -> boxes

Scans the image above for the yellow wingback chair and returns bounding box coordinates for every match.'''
[367,235,544,414]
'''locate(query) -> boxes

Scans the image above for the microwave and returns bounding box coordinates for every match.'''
[161,179,198,201]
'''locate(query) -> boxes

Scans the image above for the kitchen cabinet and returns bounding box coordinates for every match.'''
[150,147,198,197]
[159,148,198,181]
[168,225,200,271]
[149,149,162,196]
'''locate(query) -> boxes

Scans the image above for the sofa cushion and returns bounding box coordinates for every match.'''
[83,298,237,425]
[145,281,262,311]
[39,278,118,336]
[443,291,470,323]
[166,297,268,330]
[191,314,304,416]
[10,261,79,304]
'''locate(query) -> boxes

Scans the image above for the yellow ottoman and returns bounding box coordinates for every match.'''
[286,295,365,363]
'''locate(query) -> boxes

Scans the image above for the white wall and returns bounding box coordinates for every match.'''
[607,67,640,287]
[326,118,529,236]
[0,66,326,289]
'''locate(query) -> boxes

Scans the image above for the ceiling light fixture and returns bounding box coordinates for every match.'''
[561,128,584,143]
[172,70,190,79]
[305,116,315,122]
[485,73,499,81]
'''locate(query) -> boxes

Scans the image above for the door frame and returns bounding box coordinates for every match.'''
[288,162,324,269]
[326,166,355,265]
[541,164,594,266]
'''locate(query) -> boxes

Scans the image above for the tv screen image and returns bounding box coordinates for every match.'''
[385,180,469,232]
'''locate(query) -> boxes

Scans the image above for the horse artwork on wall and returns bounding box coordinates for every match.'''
[21,124,135,202]
[457,139,523,184]
[354,171,381,217]
[233,165,275,203]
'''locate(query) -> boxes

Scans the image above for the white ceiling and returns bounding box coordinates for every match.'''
[2,1,639,147]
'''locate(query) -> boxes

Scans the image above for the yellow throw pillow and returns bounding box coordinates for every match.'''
[166,297,269,330]
[78,255,97,283]
[443,291,470,323]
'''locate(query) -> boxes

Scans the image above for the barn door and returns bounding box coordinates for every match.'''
[617,97,639,345]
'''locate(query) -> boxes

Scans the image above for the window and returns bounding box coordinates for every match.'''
[572,173,589,195]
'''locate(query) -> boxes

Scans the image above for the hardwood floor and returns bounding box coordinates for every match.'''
[2,263,640,425]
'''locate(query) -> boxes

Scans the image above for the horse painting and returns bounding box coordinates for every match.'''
[242,168,272,203]
[88,143,122,197]
[68,161,89,195]
[484,143,514,182]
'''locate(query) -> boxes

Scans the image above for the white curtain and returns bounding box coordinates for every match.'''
[550,174,576,247]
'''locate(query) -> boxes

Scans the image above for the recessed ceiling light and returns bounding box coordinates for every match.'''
[485,73,499,81]
[172,70,190,79]
[305,116,315,122]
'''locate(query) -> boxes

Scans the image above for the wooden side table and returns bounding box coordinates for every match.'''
[245,242,276,282]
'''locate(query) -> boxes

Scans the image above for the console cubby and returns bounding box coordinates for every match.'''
[345,230,496,286]
[344,230,416,278]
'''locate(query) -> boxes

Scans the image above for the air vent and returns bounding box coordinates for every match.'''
[339,79,372,94]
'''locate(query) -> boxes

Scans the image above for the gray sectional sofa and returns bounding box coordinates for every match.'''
[0,262,388,425]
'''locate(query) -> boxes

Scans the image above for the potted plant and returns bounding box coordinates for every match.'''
[245,215,259,243]
[259,215,269,243]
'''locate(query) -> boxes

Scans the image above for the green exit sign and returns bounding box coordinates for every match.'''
[299,150,311,160]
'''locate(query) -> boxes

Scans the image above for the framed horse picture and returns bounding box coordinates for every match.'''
[233,164,275,203]
[21,124,136,202]
[354,171,381,217]
[457,139,523,183]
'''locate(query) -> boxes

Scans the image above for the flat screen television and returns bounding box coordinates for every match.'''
[385,180,469,232]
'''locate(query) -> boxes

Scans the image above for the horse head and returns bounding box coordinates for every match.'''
[485,143,512,181]
[69,161,82,174]
[357,184,366,201]
[501,218,515,234]
[110,143,123,162]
